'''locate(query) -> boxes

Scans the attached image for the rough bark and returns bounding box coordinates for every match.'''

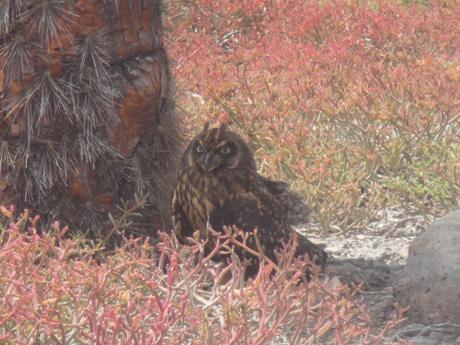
[0,0,180,239]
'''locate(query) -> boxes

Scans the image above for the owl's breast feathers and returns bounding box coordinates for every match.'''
[172,167,239,238]
[174,166,283,236]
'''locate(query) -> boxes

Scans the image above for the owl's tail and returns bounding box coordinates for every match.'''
[296,233,328,269]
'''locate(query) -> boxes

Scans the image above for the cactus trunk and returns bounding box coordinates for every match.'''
[0,0,180,239]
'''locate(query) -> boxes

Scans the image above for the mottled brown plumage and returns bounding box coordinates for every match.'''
[171,123,327,275]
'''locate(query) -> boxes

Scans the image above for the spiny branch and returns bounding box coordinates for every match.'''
[20,0,76,49]
[77,30,111,84]
[0,34,34,86]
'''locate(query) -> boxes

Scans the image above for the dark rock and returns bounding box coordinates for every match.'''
[394,209,460,324]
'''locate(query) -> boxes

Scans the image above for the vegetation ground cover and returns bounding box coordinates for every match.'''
[165,0,460,233]
[1,0,459,343]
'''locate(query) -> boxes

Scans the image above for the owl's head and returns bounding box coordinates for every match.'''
[184,123,256,173]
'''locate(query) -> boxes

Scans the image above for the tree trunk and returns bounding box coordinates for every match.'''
[0,0,180,240]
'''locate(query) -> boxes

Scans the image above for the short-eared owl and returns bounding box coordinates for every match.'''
[171,123,327,275]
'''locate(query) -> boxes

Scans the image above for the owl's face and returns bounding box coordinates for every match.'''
[184,123,256,173]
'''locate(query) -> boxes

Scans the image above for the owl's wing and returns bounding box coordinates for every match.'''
[211,176,327,268]
[210,190,285,266]
[171,187,194,242]
[261,177,311,226]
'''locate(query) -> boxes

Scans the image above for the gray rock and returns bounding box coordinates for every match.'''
[394,209,460,324]
[392,323,460,345]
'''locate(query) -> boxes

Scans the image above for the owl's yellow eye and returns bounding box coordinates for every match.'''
[195,144,204,153]
[220,146,231,154]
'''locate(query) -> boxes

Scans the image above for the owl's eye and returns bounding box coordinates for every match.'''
[195,144,204,153]
[220,146,231,154]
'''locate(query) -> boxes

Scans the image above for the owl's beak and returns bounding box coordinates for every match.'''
[201,153,218,172]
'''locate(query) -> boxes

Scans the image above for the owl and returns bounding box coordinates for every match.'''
[171,123,327,276]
